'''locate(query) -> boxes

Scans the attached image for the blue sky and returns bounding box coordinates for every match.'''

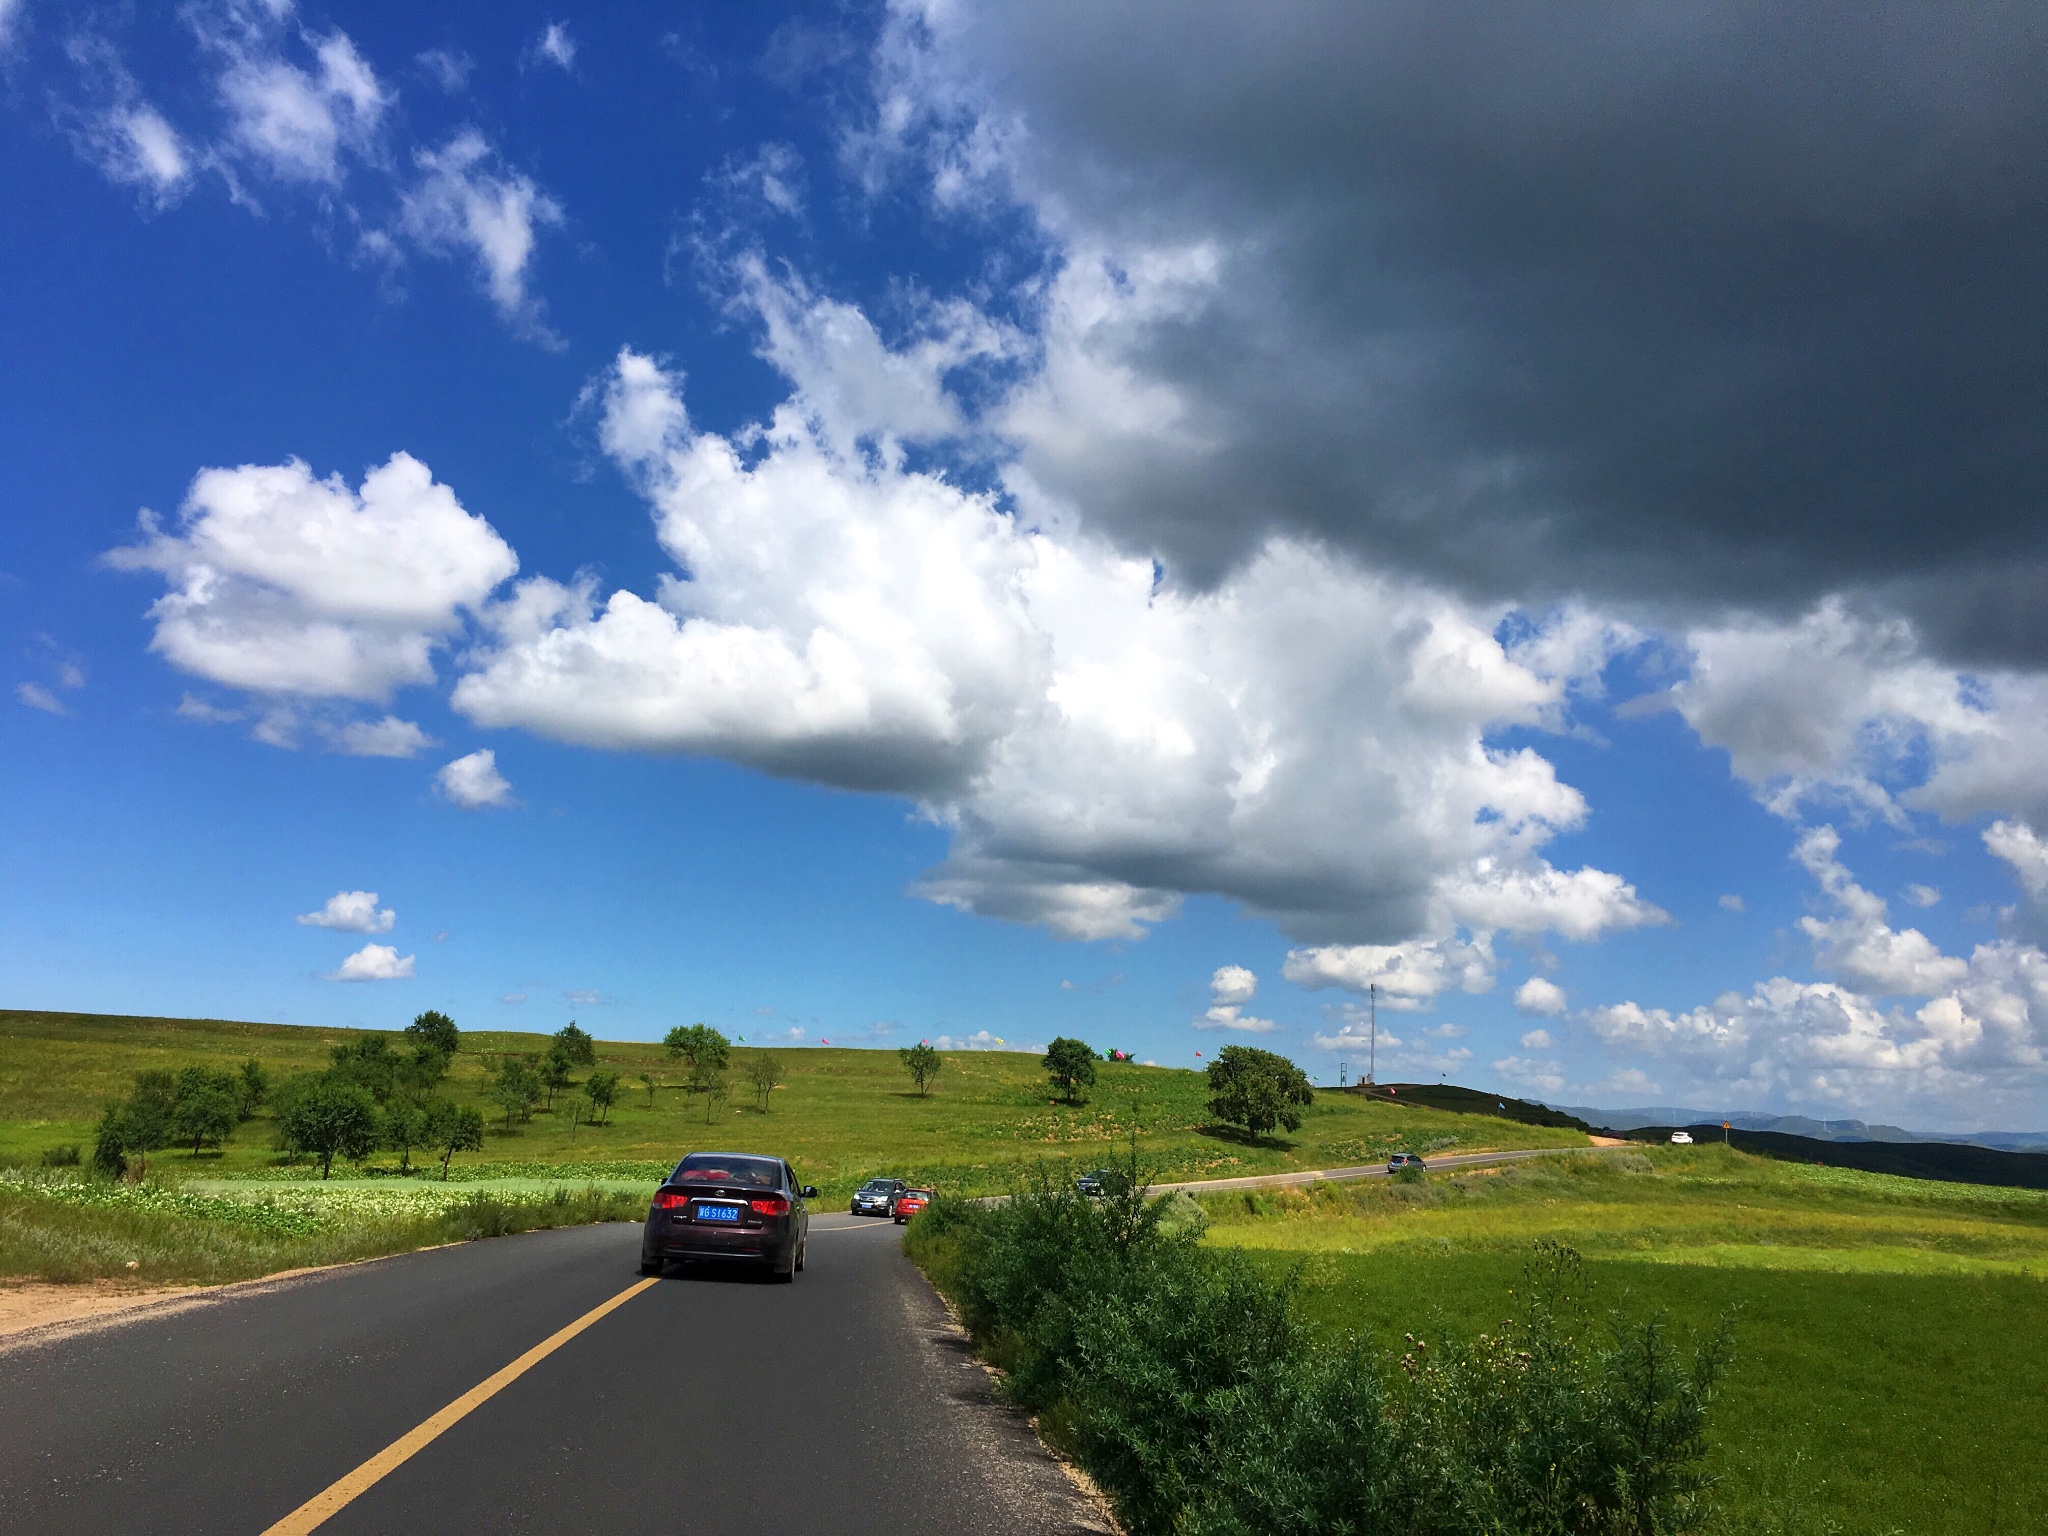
[5,3,2047,1129]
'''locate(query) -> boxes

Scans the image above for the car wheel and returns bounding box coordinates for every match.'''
[796,1241,806,1272]
[639,1255,662,1276]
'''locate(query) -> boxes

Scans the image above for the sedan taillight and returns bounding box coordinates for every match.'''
[654,1191,688,1209]
[749,1196,790,1216]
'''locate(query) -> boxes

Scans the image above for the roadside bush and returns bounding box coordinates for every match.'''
[41,1143,82,1167]
[906,1176,1731,1536]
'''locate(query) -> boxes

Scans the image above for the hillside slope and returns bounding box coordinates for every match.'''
[0,1010,1583,1193]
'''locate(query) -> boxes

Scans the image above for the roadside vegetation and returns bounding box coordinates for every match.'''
[907,1164,1732,1536]
[0,1169,647,1286]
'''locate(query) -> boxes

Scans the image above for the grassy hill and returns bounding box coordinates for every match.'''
[1200,1145,2048,1533]
[1627,1122,2048,1190]
[0,1009,1583,1198]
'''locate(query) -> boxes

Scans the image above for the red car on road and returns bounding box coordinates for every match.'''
[893,1188,934,1224]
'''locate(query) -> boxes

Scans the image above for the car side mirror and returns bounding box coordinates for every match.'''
[801,1186,818,1199]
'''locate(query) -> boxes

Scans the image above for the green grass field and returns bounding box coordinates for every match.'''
[1199,1147,2048,1534]
[0,1008,1576,1196]
[0,1008,1576,1283]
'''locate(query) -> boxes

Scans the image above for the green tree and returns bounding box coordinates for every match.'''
[278,1076,382,1179]
[90,1101,131,1178]
[423,1099,485,1180]
[638,1071,658,1108]
[404,1009,460,1057]
[329,1035,399,1102]
[553,1021,597,1067]
[236,1059,271,1119]
[487,1057,542,1126]
[897,1041,943,1096]
[584,1068,621,1125]
[171,1066,239,1155]
[422,1100,483,1178]
[101,1070,180,1178]
[1042,1037,1099,1104]
[394,1044,450,1105]
[698,1067,729,1124]
[746,1052,785,1111]
[383,1098,428,1173]
[1204,1044,1314,1136]
[663,1023,730,1082]
[539,1043,575,1110]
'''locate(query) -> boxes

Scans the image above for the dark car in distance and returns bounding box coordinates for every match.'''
[1075,1168,1130,1198]
[851,1177,907,1217]
[641,1152,815,1282]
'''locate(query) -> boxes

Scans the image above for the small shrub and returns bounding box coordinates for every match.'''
[1152,1190,1208,1240]
[40,1144,82,1167]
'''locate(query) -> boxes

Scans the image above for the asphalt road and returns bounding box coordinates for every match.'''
[1151,1144,1581,1195]
[0,1214,1112,1536]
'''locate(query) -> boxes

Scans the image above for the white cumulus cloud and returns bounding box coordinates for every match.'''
[436,749,514,810]
[1514,977,1567,1017]
[1674,600,2048,830]
[1580,833,2048,1116]
[327,942,414,981]
[1491,1055,1565,1095]
[1987,820,2048,902]
[297,890,395,933]
[1285,936,1497,1013]
[105,453,516,704]
[1793,826,1967,997]
[453,339,1660,952]
[1208,965,1256,1005]
[1195,964,1275,1032]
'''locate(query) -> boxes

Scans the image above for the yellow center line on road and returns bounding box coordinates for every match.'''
[260,1276,659,1536]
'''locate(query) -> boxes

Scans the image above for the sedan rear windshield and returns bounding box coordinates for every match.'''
[674,1155,784,1188]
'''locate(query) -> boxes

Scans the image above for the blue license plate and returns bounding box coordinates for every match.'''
[697,1204,740,1222]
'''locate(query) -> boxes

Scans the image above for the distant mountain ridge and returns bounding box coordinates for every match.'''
[1547,1103,2048,1153]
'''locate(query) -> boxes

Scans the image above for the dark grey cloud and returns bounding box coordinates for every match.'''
[912,2,2048,664]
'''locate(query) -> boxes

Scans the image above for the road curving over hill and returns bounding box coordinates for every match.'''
[0,1213,1113,1536]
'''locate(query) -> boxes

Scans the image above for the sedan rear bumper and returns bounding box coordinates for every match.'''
[646,1217,795,1266]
